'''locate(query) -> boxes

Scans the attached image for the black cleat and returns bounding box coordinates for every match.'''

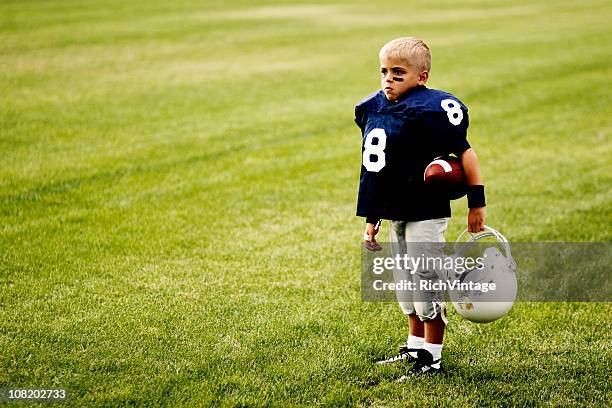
[396,349,442,381]
[376,346,419,365]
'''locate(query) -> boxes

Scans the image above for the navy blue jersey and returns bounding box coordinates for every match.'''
[355,85,470,221]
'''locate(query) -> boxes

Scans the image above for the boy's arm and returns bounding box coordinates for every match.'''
[460,148,486,233]
[355,101,383,251]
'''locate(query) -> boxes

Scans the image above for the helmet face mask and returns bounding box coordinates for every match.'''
[449,227,517,323]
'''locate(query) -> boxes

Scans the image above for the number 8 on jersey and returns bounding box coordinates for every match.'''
[441,99,463,126]
[362,128,387,172]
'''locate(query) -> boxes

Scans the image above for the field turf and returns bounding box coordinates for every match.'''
[1,0,611,406]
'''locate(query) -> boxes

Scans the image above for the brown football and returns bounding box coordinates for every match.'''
[424,156,467,199]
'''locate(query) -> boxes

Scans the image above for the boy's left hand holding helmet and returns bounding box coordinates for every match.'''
[468,206,485,233]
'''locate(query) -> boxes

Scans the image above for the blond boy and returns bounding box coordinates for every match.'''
[355,37,486,377]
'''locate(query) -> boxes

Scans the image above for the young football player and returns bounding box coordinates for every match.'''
[355,37,486,377]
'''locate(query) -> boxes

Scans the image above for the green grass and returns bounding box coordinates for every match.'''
[1,0,611,406]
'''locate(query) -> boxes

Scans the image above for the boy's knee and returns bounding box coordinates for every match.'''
[415,302,448,324]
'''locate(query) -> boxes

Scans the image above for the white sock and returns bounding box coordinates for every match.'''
[406,335,424,358]
[423,342,443,368]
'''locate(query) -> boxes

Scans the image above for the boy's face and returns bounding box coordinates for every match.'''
[379,55,428,102]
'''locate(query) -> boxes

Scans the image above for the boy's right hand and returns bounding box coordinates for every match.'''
[364,222,382,251]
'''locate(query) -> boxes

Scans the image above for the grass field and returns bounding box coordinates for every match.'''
[1,0,611,406]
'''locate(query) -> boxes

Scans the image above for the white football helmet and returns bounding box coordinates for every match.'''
[448,226,517,323]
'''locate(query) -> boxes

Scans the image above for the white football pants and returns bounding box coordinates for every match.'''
[389,218,449,322]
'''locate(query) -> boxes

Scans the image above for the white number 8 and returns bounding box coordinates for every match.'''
[362,128,387,172]
[441,99,463,126]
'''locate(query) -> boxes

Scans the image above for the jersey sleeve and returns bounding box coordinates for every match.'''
[421,105,470,156]
[354,91,380,132]
[354,104,366,131]
[354,99,386,220]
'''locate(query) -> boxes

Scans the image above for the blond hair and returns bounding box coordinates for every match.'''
[379,37,431,73]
